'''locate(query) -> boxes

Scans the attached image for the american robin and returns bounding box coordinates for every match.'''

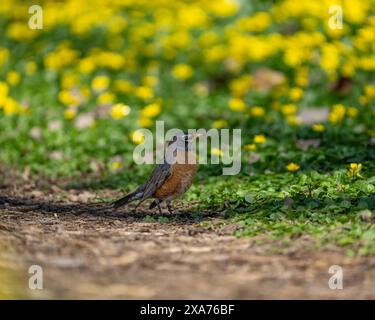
[112,132,200,213]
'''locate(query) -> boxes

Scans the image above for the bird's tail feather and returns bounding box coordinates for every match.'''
[112,191,139,209]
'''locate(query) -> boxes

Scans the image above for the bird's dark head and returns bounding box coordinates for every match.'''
[169,132,201,151]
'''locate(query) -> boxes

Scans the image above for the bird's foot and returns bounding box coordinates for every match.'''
[166,203,174,215]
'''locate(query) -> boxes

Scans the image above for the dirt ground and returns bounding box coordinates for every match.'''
[1,188,375,299]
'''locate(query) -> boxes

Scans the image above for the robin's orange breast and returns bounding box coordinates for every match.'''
[154,151,198,200]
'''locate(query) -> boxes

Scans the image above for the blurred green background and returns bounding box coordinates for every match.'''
[0,0,375,254]
[0,0,374,177]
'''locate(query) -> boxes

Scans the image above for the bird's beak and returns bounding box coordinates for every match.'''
[193,133,203,139]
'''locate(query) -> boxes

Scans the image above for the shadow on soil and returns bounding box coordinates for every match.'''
[0,195,223,223]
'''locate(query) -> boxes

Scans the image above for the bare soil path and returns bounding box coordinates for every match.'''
[1,191,375,299]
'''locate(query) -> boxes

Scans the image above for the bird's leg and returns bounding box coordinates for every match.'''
[156,200,163,215]
[166,201,174,215]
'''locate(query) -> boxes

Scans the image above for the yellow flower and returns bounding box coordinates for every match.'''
[140,103,161,118]
[110,161,122,171]
[107,15,127,34]
[347,107,358,118]
[343,0,367,24]
[0,47,9,67]
[135,86,154,100]
[358,56,375,71]
[64,109,76,120]
[110,103,131,120]
[237,12,271,32]
[295,67,309,87]
[58,90,80,106]
[244,144,256,151]
[250,106,265,117]
[6,71,21,86]
[199,31,218,47]
[0,81,9,106]
[212,119,228,129]
[142,75,158,88]
[25,61,37,76]
[78,58,96,74]
[287,115,302,125]
[91,75,110,92]
[289,87,303,101]
[98,92,115,105]
[359,95,368,106]
[347,163,362,178]
[320,43,340,76]
[3,97,19,115]
[229,75,252,97]
[210,0,239,18]
[205,45,226,63]
[178,6,208,29]
[6,22,36,41]
[138,117,153,128]
[211,148,223,157]
[364,85,375,99]
[312,124,325,132]
[281,104,297,116]
[44,46,77,71]
[130,130,145,144]
[114,79,134,93]
[61,73,78,89]
[80,86,91,100]
[329,104,346,124]
[172,64,193,80]
[254,134,267,144]
[229,98,246,112]
[284,45,310,67]
[286,162,300,172]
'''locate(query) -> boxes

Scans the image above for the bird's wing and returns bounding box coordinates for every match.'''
[137,162,172,200]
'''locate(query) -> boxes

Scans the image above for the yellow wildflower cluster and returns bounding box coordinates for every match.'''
[0,82,26,115]
[347,163,363,178]
[286,162,300,172]
[110,104,131,120]
[328,104,358,124]
[0,0,373,144]
[254,135,267,144]
[172,64,194,81]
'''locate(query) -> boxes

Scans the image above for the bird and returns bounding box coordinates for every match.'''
[112,132,201,214]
